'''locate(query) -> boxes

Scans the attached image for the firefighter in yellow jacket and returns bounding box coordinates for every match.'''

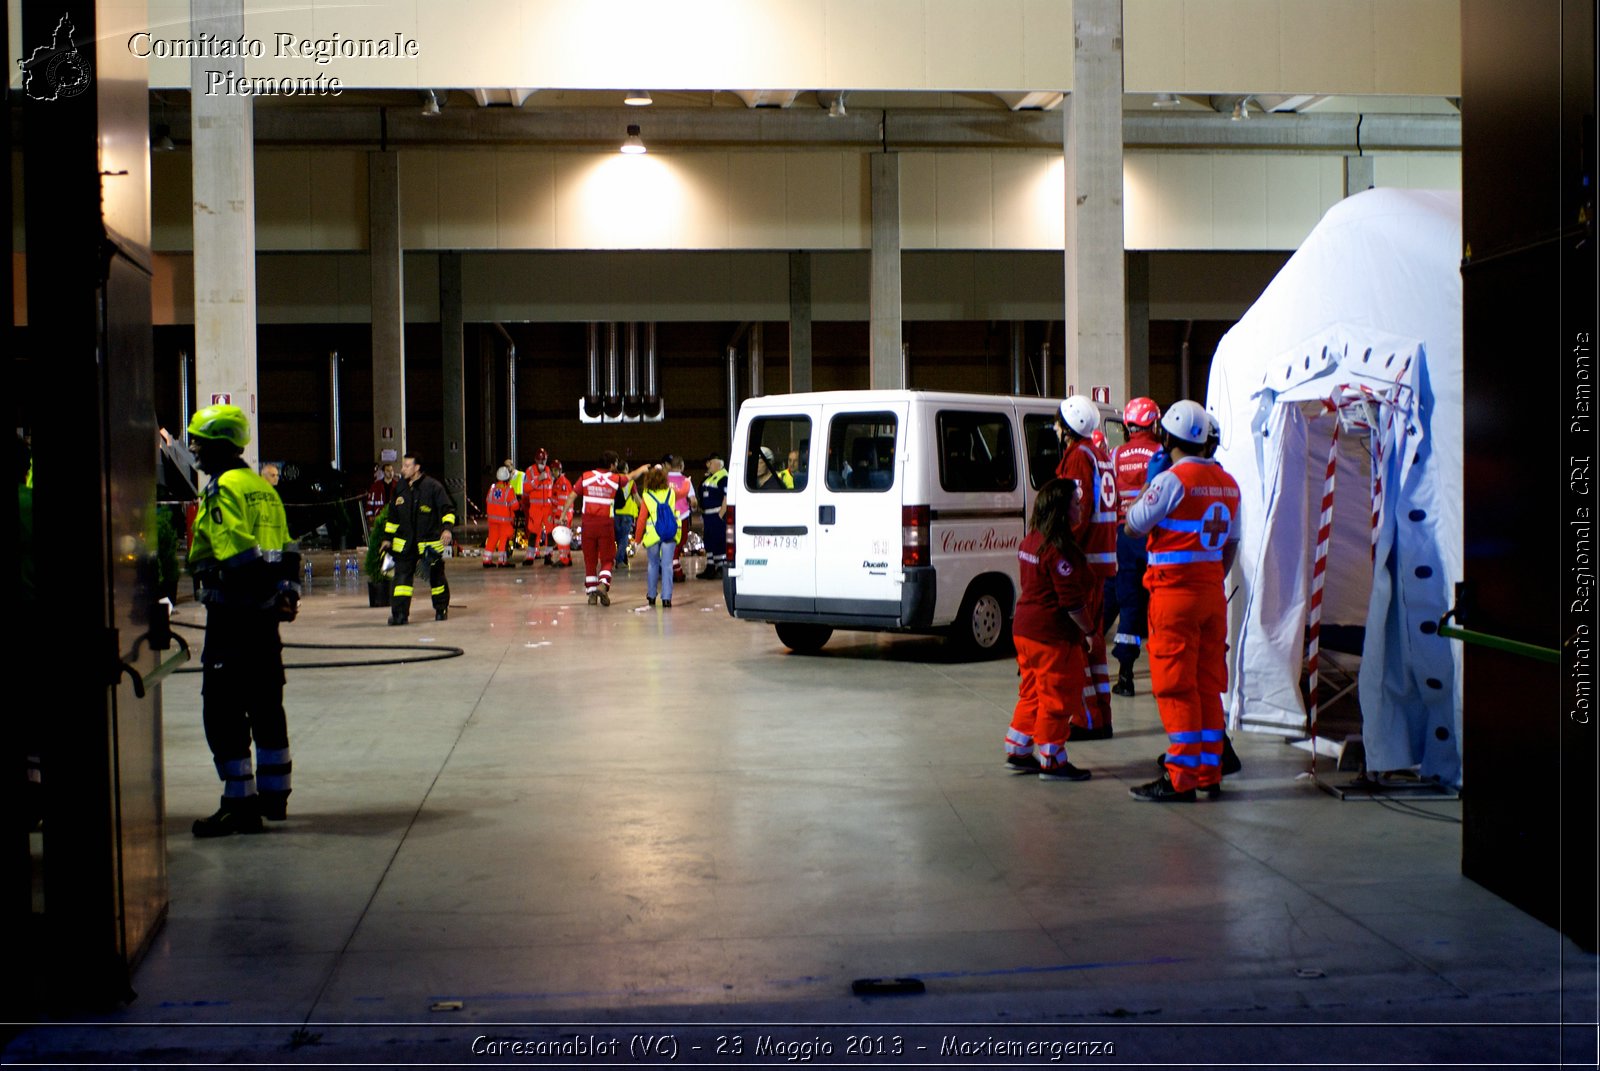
[381,452,456,625]
[186,404,301,837]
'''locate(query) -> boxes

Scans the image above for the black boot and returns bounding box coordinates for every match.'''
[193,797,264,838]
[1221,734,1243,776]
[259,790,290,822]
[388,596,411,626]
[1111,661,1136,696]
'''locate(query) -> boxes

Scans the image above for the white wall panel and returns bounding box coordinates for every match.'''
[925,0,1025,91]
[495,151,557,250]
[934,154,995,248]
[899,153,939,249]
[436,151,500,249]
[255,151,313,250]
[310,151,368,249]
[399,151,440,250]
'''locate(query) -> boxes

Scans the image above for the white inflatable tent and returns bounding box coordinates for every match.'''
[1206,188,1463,786]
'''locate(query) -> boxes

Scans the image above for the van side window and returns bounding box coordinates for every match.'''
[745,416,810,492]
[825,412,898,492]
[937,411,1016,493]
[1023,414,1060,491]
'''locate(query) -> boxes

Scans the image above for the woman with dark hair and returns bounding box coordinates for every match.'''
[1003,477,1098,781]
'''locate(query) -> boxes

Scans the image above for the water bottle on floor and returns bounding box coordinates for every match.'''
[303,558,313,593]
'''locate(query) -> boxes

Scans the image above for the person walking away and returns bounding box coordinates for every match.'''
[1005,477,1097,782]
[484,466,519,567]
[666,456,696,583]
[382,453,455,624]
[1107,397,1163,695]
[570,452,648,605]
[613,468,641,570]
[185,404,301,836]
[1053,395,1118,738]
[697,452,729,579]
[1123,400,1241,802]
[634,466,683,607]
[548,459,575,566]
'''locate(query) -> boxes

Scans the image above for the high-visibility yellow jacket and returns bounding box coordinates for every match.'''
[188,462,297,606]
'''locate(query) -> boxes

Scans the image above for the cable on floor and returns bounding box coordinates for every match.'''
[170,619,466,670]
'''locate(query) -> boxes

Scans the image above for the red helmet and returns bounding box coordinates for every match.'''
[550,458,563,471]
[534,447,549,465]
[1090,430,1108,453]
[1123,396,1161,429]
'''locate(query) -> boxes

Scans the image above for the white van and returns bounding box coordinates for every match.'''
[722,390,1123,656]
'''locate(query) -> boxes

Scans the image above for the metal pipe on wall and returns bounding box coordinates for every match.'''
[1179,319,1194,399]
[586,322,602,397]
[624,322,640,402]
[726,344,739,448]
[644,322,659,399]
[605,322,621,398]
[494,322,517,464]
[1040,340,1051,397]
[328,350,343,471]
[749,322,764,397]
[178,349,192,435]
[1009,323,1025,395]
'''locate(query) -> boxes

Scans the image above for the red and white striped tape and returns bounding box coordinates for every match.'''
[1306,415,1340,734]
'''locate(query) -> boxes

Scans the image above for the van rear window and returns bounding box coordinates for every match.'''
[825,413,898,492]
[1023,414,1060,490]
[745,417,810,492]
[937,411,1016,492]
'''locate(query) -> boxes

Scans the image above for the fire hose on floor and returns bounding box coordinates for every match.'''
[170,619,465,670]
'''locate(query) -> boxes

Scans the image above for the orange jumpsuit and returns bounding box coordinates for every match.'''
[1056,439,1119,731]
[547,471,574,565]
[521,465,556,563]
[1006,531,1094,771]
[484,479,519,566]
[1125,456,1240,792]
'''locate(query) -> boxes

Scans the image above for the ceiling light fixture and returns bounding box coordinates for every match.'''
[421,89,442,117]
[624,90,653,106]
[1152,92,1181,108]
[151,122,176,152]
[620,124,647,154]
[828,93,848,119]
[1231,98,1250,121]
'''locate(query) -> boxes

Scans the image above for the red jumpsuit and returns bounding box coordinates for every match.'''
[575,468,626,595]
[548,471,574,565]
[521,465,556,563]
[1056,438,1119,732]
[1125,457,1241,792]
[1108,430,1164,667]
[483,478,519,566]
[1006,531,1094,773]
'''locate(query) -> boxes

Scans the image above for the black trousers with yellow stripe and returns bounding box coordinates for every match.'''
[390,543,449,618]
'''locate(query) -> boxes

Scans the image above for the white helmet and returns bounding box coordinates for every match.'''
[495,465,512,482]
[551,525,574,548]
[1161,399,1210,447]
[1058,395,1100,438]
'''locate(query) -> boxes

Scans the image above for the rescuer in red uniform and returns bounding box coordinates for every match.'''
[1106,397,1164,695]
[1123,399,1241,802]
[569,452,648,605]
[547,459,575,566]
[483,465,519,567]
[1053,395,1118,739]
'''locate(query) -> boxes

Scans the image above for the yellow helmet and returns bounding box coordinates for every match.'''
[187,404,251,448]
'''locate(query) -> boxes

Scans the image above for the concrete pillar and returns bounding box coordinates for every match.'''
[1125,252,1151,402]
[1344,155,1376,197]
[440,252,466,517]
[870,153,904,389]
[190,0,258,468]
[369,150,405,464]
[788,252,814,392]
[1062,0,1127,403]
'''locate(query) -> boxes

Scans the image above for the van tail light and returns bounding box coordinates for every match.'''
[902,504,930,567]
[724,504,735,559]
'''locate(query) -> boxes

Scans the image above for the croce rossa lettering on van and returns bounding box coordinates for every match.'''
[939,527,1021,554]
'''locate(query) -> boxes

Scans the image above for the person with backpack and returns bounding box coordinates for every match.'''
[633,465,683,607]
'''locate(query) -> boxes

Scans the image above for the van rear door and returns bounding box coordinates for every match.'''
[814,402,909,620]
[733,407,820,612]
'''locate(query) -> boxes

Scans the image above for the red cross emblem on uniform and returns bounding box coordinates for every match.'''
[1201,504,1230,548]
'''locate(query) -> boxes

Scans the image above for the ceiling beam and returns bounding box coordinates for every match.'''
[142,105,1460,153]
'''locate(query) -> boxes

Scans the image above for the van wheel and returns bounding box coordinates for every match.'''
[776,623,833,654]
[950,583,1012,659]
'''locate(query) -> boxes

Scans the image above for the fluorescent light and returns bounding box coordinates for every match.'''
[624,90,653,106]
[620,124,647,154]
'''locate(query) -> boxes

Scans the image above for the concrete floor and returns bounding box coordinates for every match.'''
[9,551,1597,1065]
